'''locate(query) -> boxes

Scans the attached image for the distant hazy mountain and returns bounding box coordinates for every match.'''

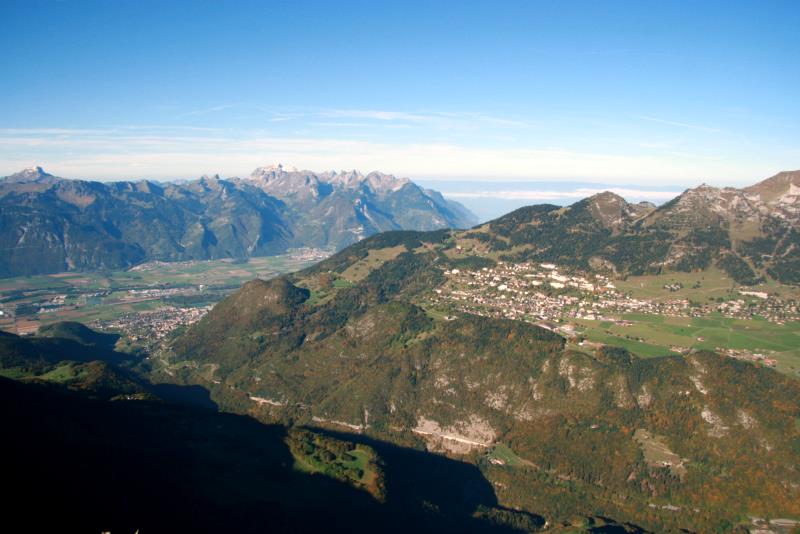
[0,165,477,276]
[244,164,477,247]
[416,178,681,222]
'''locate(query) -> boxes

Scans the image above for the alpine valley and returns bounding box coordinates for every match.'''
[2,170,800,533]
[6,1,800,531]
[0,164,476,277]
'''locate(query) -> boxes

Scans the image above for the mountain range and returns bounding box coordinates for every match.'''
[0,165,477,277]
[3,167,799,286]
[157,170,800,531]
[467,170,800,285]
[2,169,800,531]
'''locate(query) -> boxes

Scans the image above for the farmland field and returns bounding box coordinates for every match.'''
[616,267,797,301]
[0,250,326,335]
[487,443,534,468]
[575,312,800,378]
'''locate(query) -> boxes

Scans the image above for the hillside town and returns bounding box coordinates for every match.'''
[429,261,799,346]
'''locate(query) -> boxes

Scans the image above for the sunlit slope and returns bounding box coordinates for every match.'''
[167,229,800,530]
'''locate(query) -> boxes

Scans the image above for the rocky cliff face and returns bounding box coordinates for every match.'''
[243,164,477,248]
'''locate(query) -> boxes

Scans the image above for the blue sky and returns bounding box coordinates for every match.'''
[1,0,798,188]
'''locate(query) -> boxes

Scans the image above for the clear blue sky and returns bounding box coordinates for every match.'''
[1,0,798,186]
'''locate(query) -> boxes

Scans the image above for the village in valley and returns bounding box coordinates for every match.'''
[91,305,213,352]
[0,249,328,343]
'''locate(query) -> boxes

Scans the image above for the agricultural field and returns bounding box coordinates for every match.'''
[633,429,687,478]
[486,443,535,468]
[616,267,797,301]
[574,312,800,378]
[339,245,407,283]
[0,250,326,336]
[37,362,87,383]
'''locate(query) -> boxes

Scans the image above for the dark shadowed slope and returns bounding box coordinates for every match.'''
[1,376,552,533]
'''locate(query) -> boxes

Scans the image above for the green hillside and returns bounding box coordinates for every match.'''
[164,231,800,532]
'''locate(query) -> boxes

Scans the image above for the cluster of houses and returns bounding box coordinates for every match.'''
[92,305,211,350]
[434,261,798,326]
[435,262,687,324]
[716,295,798,324]
[717,348,778,368]
[32,294,68,314]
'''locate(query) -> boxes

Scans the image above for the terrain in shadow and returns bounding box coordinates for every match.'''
[0,323,133,368]
[1,377,534,533]
[150,382,219,410]
[312,427,546,531]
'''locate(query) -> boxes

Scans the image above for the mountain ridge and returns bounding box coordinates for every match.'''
[157,171,800,529]
[470,170,800,284]
[0,165,477,276]
[161,224,800,531]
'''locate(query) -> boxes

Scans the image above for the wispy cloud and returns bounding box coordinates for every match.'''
[179,103,305,121]
[180,103,244,117]
[318,109,529,128]
[173,104,529,130]
[0,125,768,185]
[306,122,390,129]
[320,109,429,122]
[637,115,722,133]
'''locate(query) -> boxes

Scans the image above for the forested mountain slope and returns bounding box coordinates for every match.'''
[466,170,800,285]
[166,229,800,532]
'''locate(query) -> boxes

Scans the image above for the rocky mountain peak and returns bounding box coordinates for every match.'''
[663,174,800,226]
[587,190,627,205]
[325,169,365,189]
[364,171,411,194]
[580,191,643,230]
[197,174,226,189]
[644,184,740,229]
[250,164,299,181]
[4,166,55,183]
[248,165,414,197]
[745,170,800,202]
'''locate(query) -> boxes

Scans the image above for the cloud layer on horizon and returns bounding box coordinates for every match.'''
[0,123,788,188]
[441,187,681,203]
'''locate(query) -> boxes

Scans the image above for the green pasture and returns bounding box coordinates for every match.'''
[617,267,800,301]
[487,443,533,468]
[576,312,800,378]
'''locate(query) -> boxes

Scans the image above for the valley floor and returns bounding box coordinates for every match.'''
[0,249,327,343]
